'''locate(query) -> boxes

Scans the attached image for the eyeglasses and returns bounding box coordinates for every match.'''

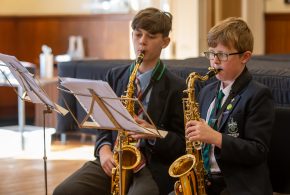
[203,51,244,61]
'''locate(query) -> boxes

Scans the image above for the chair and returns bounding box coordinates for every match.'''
[268,106,290,194]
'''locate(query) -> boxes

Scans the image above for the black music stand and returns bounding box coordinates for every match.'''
[0,53,68,195]
[58,77,167,195]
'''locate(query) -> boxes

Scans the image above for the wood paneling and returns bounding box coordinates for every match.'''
[5,14,133,65]
[0,14,133,125]
[0,17,17,56]
[265,13,290,54]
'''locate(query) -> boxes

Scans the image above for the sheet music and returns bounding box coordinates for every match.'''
[60,77,167,137]
[0,53,68,115]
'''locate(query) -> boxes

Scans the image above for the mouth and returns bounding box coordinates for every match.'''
[138,49,145,54]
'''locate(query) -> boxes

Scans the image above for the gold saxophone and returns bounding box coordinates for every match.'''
[111,51,145,195]
[168,67,220,195]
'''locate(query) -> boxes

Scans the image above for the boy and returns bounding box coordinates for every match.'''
[53,7,186,195]
[186,17,274,195]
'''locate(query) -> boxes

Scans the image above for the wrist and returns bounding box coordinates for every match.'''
[212,131,222,148]
[99,144,112,156]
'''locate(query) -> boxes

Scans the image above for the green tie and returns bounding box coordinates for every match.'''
[203,90,225,174]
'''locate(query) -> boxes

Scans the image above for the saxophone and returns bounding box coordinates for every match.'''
[111,51,144,195]
[168,67,220,195]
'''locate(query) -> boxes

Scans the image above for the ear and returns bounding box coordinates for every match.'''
[241,51,252,64]
[162,37,170,48]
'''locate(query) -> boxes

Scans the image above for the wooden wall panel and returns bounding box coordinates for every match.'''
[265,13,290,54]
[0,18,17,56]
[0,14,133,125]
[12,14,133,65]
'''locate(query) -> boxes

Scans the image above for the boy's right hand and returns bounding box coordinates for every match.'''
[99,145,115,177]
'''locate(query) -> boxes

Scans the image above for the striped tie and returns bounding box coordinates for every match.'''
[202,90,225,174]
[133,76,146,172]
[135,77,143,116]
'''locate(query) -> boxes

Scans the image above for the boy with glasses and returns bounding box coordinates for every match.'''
[186,17,274,194]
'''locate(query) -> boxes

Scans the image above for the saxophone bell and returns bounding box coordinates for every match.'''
[168,67,220,195]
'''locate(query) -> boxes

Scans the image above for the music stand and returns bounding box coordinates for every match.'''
[0,53,68,195]
[58,77,167,195]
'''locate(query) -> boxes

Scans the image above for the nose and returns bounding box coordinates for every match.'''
[139,34,147,45]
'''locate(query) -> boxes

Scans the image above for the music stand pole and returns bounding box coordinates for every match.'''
[118,130,125,195]
[43,105,52,195]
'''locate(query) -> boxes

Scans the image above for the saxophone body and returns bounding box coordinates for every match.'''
[168,67,220,195]
[111,51,144,195]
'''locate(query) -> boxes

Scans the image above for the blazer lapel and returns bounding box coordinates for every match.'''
[218,95,241,131]
[146,77,168,124]
[200,92,215,119]
[118,69,130,96]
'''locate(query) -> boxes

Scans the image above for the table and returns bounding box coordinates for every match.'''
[34,77,59,128]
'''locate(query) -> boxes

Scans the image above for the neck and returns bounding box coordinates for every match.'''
[139,59,159,73]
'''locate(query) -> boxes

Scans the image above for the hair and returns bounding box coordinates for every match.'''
[207,17,254,52]
[131,7,172,37]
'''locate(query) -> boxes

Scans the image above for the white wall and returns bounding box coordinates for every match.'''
[171,0,200,59]
[0,0,165,15]
[242,0,265,55]
[265,0,290,13]
[0,0,93,15]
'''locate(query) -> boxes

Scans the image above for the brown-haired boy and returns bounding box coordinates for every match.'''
[53,7,186,195]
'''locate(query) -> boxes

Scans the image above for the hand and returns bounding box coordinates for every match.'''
[185,119,222,148]
[99,145,115,177]
[126,116,157,140]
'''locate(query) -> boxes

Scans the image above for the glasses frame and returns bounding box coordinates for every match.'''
[203,51,245,61]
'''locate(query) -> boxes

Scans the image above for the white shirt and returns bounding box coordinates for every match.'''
[206,81,233,173]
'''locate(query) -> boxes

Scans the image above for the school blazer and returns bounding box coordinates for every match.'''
[95,64,186,195]
[198,69,275,195]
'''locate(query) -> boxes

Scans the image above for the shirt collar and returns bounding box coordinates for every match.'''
[137,69,153,91]
[219,81,234,102]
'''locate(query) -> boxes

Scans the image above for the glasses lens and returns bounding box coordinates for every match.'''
[217,53,228,61]
[204,52,213,59]
[204,52,230,61]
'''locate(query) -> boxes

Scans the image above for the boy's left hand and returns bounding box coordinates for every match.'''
[127,116,157,140]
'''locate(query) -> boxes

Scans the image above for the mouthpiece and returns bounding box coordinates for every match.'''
[136,50,145,64]
[207,67,221,78]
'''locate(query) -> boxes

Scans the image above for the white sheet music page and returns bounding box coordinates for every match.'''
[0,53,68,116]
[60,77,166,137]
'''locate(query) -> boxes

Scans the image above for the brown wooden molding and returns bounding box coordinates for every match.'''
[265,13,290,54]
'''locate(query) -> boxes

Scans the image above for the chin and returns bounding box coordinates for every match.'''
[216,75,223,81]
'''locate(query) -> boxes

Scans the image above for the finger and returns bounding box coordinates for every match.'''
[134,116,143,123]
[200,118,206,123]
[131,134,142,140]
[185,126,195,135]
[185,121,192,129]
[186,120,197,128]
[104,167,112,177]
[127,131,135,136]
[104,161,115,176]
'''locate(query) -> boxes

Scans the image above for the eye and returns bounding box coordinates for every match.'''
[148,34,156,39]
[217,53,227,58]
[135,33,142,38]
